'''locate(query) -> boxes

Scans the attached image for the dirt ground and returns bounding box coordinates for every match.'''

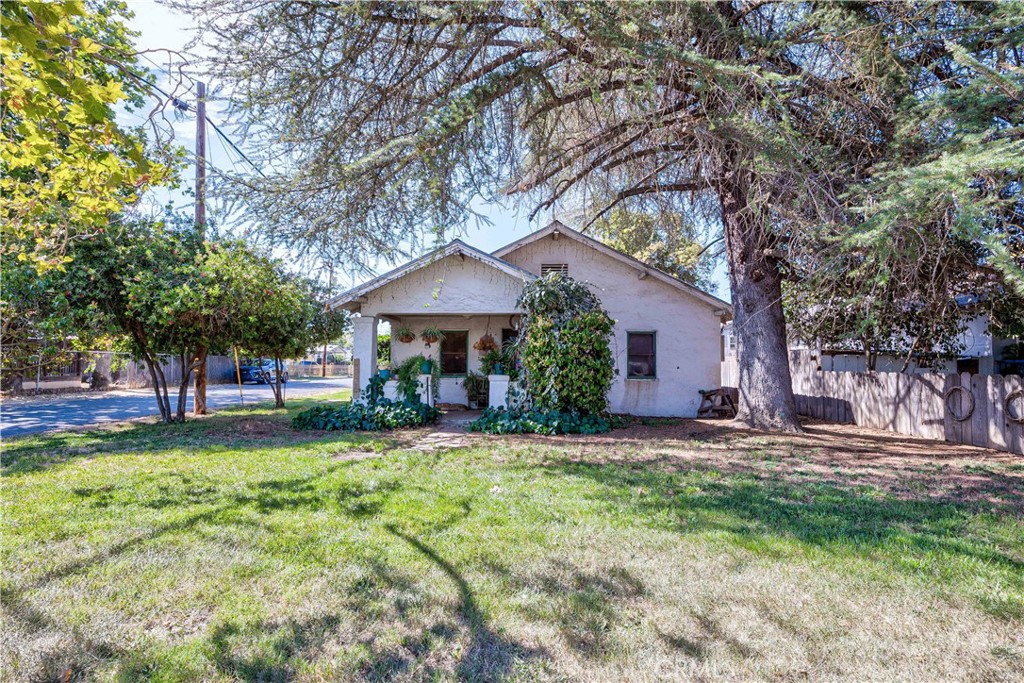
[430,417,1024,514]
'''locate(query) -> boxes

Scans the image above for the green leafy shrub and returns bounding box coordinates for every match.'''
[293,398,440,432]
[468,407,617,435]
[517,274,615,415]
[377,333,391,366]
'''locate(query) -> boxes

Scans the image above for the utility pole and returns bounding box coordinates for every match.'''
[193,81,209,415]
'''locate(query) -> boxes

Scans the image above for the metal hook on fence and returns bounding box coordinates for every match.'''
[1005,390,1024,425]
[943,386,975,422]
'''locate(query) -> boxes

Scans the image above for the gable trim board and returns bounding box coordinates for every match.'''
[494,221,732,316]
[328,239,537,312]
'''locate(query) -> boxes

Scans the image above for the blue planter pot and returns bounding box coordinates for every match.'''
[379,369,391,380]
[420,361,432,374]
[493,363,503,375]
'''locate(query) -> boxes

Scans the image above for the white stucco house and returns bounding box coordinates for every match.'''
[329,221,732,417]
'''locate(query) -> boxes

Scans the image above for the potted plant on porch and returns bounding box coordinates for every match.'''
[481,348,504,375]
[463,371,489,410]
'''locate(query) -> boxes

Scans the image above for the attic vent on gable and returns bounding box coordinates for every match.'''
[541,263,569,276]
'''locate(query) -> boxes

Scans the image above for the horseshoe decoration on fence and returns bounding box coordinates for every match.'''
[1006,390,1024,425]
[943,386,975,422]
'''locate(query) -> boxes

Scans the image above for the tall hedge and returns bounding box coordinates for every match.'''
[517,274,615,415]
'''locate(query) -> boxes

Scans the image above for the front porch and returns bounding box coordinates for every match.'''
[352,313,516,408]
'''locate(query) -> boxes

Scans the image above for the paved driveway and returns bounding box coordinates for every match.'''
[0,377,352,438]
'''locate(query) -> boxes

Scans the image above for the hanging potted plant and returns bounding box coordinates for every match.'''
[395,325,416,343]
[473,333,498,352]
[420,326,445,346]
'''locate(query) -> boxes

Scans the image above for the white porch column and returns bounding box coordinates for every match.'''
[351,315,378,400]
[488,375,509,409]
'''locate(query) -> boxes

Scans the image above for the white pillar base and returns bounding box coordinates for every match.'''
[487,375,509,409]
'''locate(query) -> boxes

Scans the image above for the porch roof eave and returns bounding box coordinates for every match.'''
[327,239,536,312]
[373,310,525,320]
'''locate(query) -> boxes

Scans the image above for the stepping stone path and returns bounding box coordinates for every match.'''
[411,411,481,451]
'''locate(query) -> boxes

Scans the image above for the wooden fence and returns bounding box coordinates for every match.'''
[789,351,1024,455]
[116,354,240,389]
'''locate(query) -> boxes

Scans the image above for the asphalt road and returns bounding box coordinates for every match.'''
[0,377,352,438]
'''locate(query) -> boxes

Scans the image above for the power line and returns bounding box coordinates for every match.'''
[128,67,267,178]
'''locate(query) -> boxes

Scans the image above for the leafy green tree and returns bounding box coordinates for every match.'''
[63,218,195,421]
[233,260,318,408]
[786,5,1024,368]
[179,1,1023,430]
[63,222,273,422]
[787,229,1024,371]
[309,287,350,357]
[1,0,178,271]
[0,243,78,391]
[591,208,718,291]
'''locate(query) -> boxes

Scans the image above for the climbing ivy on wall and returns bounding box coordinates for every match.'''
[517,274,615,415]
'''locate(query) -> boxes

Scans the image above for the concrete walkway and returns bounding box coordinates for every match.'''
[411,410,482,451]
[0,377,352,438]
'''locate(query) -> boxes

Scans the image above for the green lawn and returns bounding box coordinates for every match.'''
[2,396,1023,682]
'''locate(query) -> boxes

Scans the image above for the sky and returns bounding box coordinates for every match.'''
[123,1,730,298]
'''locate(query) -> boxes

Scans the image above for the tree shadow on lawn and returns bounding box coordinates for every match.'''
[145,527,545,683]
[0,401,399,476]
[532,454,1024,619]
[6,460,549,681]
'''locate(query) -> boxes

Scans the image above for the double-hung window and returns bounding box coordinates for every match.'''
[627,332,656,379]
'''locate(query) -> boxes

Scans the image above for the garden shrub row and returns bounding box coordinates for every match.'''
[293,399,440,432]
[468,406,616,435]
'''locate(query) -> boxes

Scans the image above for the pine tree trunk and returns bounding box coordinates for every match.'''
[720,172,802,432]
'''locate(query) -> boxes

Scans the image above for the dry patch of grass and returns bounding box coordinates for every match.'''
[2,407,1022,682]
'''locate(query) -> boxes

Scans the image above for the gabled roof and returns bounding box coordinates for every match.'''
[493,221,733,314]
[327,239,536,311]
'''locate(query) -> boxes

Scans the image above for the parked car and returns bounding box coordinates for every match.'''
[238,359,288,384]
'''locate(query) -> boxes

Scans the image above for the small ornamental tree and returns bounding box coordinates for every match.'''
[234,258,336,408]
[517,274,614,415]
[309,284,350,364]
[64,218,209,422]
[64,222,277,422]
